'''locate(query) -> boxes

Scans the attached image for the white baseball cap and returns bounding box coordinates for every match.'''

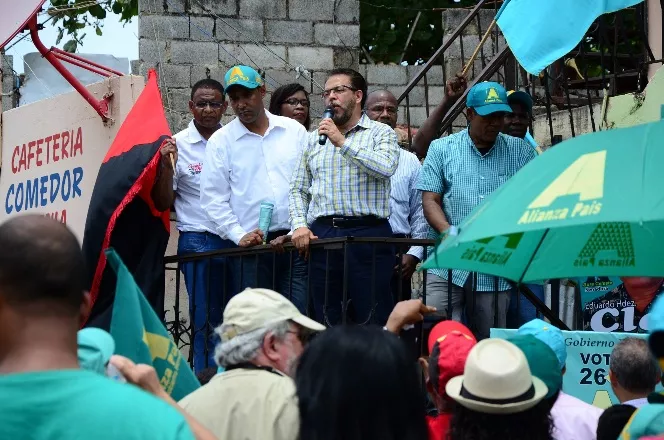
[221,288,325,341]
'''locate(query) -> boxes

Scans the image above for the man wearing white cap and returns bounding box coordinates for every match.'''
[179,288,325,440]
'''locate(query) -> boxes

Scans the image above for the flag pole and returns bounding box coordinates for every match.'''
[461,17,498,77]
[169,153,176,170]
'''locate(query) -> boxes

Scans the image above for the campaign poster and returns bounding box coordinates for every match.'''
[581,277,664,333]
[491,328,661,409]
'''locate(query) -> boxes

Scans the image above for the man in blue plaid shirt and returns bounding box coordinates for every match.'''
[417,82,536,339]
[289,68,400,326]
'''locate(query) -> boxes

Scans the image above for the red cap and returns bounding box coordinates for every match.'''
[427,320,476,353]
[429,330,476,400]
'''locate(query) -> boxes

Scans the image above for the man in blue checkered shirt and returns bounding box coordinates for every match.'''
[417,82,536,339]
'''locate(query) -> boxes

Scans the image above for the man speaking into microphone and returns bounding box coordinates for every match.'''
[289,68,400,326]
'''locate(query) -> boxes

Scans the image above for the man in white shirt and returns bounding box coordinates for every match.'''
[152,78,233,374]
[609,337,661,408]
[200,65,309,312]
[365,90,427,301]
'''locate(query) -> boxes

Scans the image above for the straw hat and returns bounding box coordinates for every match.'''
[446,338,548,414]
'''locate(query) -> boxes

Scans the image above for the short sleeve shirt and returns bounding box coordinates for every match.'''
[417,129,536,291]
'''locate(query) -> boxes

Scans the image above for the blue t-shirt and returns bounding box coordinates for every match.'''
[0,369,195,440]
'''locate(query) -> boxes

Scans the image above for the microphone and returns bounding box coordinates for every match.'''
[319,107,334,145]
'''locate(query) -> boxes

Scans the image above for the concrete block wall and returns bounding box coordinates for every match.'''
[1,53,17,112]
[138,0,360,133]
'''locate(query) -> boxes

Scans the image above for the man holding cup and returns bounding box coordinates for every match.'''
[200,65,309,312]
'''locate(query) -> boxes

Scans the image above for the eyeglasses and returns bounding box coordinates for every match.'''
[282,98,310,108]
[368,105,398,116]
[322,85,357,98]
[194,101,224,109]
[287,327,317,345]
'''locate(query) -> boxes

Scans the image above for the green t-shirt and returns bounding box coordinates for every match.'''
[0,369,195,440]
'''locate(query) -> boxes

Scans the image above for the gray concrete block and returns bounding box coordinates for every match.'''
[289,47,334,70]
[333,48,359,70]
[190,0,238,16]
[218,44,288,69]
[397,105,428,127]
[130,59,141,75]
[314,23,359,47]
[266,20,313,44]
[366,65,408,85]
[139,39,167,63]
[441,8,495,36]
[191,65,226,85]
[165,87,192,114]
[334,0,360,24]
[407,64,445,86]
[139,15,189,40]
[139,0,164,13]
[172,41,219,64]
[384,85,425,107]
[160,64,191,87]
[164,0,186,13]
[190,17,214,41]
[215,18,264,42]
[239,0,287,18]
[446,35,481,60]
[288,0,359,23]
[262,69,311,89]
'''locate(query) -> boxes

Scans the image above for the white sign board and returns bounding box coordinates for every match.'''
[0,75,146,242]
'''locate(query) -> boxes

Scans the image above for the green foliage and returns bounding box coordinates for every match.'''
[48,0,138,53]
[360,0,479,65]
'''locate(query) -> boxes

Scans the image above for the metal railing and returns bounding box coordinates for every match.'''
[396,0,656,148]
[163,237,574,370]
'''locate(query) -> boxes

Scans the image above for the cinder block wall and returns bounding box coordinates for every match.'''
[138,0,360,133]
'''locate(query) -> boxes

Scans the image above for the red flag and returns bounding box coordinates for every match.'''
[82,69,171,329]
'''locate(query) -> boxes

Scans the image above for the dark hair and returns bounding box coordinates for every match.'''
[0,215,86,315]
[196,367,219,386]
[191,78,225,100]
[269,83,311,130]
[448,400,554,440]
[295,326,428,440]
[328,68,368,108]
[597,404,638,440]
[610,337,661,394]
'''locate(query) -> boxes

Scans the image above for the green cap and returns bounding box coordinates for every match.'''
[619,404,664,440]
[77,328,115,375]
[465,81,512,116]
[224,65,264,93]
[508,334,562,399]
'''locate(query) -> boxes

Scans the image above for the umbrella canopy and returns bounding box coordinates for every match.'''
[422,117,664,283]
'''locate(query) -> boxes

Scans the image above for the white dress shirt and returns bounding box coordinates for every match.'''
[389,148,427,260]
[172,119,220,234]
[623,397,649,408]
[200,110,308,245]
[551,391,603,440]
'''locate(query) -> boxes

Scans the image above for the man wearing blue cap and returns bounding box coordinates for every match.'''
[200,65,309,312]
[417,81,536,339]
[519,318,603,440]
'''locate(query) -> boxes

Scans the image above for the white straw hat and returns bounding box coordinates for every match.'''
[446,338,548,414]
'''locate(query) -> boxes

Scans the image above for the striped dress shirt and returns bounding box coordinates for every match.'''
[289,113,400,229]
[389,148,428,260]
[417,129,536,291]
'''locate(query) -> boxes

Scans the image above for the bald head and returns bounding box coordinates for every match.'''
[366,90,398,129]
[0,215,86,315]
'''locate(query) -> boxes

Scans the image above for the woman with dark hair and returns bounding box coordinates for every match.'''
[269,83,311,130]
[295,326,428,440]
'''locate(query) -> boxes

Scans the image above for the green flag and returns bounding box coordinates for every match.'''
[107,248,200,400]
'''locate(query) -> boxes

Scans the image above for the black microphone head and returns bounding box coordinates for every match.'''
[322,107,334,119]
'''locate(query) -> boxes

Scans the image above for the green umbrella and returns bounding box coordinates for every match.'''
[422,117,664,283]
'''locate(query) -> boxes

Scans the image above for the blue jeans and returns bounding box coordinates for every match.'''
[507,283,545,327]
[308,220,395,326]
[233,230,308,314]
[178,231,235,373]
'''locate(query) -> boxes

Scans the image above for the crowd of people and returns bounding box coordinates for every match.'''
[3,218,664,440]
[158,63,550,371]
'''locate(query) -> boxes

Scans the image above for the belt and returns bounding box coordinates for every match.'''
[316,215,387,228]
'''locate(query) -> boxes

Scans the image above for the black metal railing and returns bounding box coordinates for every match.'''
[163,237,573,370]
[395,0,656,148]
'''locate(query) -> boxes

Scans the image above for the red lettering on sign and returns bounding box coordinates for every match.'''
[11,128,83,173]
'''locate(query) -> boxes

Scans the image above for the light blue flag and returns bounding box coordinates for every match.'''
[497,0,644,75]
